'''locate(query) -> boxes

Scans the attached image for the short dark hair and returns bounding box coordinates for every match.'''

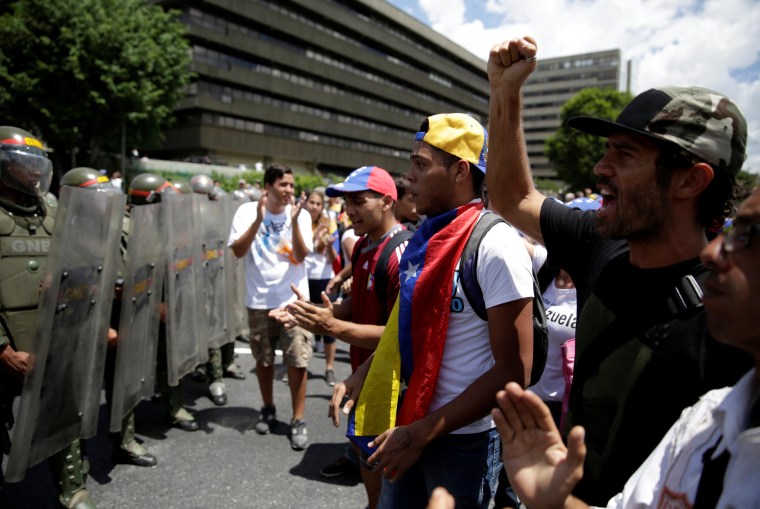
[264,163,293,186]
[654,144,738,230]
[437,149,484,200]
[395,176,411,200]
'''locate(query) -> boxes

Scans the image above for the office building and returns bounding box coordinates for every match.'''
[154,0,490,177]
[523,49,622,178]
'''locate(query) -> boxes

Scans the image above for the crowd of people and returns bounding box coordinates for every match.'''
[0,34,758,509]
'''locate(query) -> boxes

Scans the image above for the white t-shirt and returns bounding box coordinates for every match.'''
[228,202,313,309]
[603,369,758,509]
[305,225,335,280]
[428,218,534,434]
[530,281,577,402]
[527,243,578,402]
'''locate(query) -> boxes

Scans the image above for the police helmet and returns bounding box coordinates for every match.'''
[60,167,121,193]
[231,189,250,202]
[128,173,175,205]
[171,179,193,194]
[0,126,53,197]
[189,174,214,195]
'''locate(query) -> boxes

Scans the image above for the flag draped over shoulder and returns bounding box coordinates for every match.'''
[346,201,483,455]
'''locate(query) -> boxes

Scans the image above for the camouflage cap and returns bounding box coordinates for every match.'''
[569,86,747,176]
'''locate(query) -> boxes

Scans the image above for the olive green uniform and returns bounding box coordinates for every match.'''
[0,196,94,508]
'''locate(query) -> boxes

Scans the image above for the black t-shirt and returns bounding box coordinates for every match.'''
[540,198,752,505]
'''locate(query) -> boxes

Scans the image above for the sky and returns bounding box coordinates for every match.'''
[386,0,760,175]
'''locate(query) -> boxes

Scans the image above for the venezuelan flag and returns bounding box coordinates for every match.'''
[346,202,483,455]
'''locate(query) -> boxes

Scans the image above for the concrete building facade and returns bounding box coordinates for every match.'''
[522,49,622,178]
[155,0,490,177]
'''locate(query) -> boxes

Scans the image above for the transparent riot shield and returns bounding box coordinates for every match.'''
[163,193,206,386]
[6,187,125,482]
[198,197,229,349]
[225,200,249,338]
[109,203,166,433]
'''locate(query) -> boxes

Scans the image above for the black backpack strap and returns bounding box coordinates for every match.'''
[374,229,413,320]
[350,234,368,268]
[459,212,505,320]
[458,211,548,386]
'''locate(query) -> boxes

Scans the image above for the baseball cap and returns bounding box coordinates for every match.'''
[568,86,747,176]
[326,166,397,200]
[415,113,488,173]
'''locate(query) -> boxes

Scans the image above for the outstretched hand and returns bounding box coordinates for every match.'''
[286,289,335,337]
[492,382,586,509]
[487,36,538,92]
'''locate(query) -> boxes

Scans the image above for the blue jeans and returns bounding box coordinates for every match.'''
[377,427,501,509]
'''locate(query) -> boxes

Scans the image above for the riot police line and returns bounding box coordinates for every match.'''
[3,183,249,485]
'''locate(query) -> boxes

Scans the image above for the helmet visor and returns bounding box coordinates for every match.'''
[0,146,53,196]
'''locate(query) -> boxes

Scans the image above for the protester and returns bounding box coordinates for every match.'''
[274,165,407,508]
[486,36,752,504]
[493,184,760,509]
[394,176,422,232]
[228,163,314,451]
[331,114,535,509]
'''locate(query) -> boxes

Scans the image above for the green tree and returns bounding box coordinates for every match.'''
[545,88,633,191]
[0,0,191,176]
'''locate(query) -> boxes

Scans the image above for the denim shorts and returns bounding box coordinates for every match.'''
[377,427,501,509]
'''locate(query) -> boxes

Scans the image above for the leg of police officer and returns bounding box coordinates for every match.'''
[47,440,95,509]
[206,347,227,406]
[155,324,198,432]
[221,341,245,379]
[103,336,157,466]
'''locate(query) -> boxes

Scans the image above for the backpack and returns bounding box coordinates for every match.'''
[351,228,414,321]
[458,212,549,387]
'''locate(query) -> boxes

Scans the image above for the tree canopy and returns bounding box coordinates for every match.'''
[545,87,633,191]
[0,0,192,176]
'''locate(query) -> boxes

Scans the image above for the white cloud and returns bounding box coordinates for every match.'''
[407,0,760,174]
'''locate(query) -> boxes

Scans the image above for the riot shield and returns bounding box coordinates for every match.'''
[6,187,125,482]
[109,203,166,433]
[163,193,206,386]
[225,200,249,338]
[198,197,230,349]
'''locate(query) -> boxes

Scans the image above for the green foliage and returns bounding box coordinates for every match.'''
[545,88,633,191]
[736,169,759,201]
[211,171,263,192]
[0,0,192,174]
[534,177,563,196]
[294,174,328,196]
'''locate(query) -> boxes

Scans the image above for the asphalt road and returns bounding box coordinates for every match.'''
[0,340,368,509]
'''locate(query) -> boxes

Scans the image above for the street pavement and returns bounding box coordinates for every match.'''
[0,340,368,509]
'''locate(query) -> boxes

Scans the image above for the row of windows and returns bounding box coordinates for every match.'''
[185,4,486,110]
[322,0,484,93]
[539,55,620,71]
[523,86,617,98]
[201,112,409,160]
[190,80,412,139]
[191,45,437,122]
[530,70,619,84]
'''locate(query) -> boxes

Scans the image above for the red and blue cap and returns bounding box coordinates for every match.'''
[326,166,397,201]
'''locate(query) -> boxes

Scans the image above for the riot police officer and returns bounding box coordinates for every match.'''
[0,128,96,508]
[59,167,158,467]
[128,173,199,432]
[188,175,245,408]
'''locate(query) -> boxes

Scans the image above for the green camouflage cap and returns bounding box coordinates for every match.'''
[569,86,747,176]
